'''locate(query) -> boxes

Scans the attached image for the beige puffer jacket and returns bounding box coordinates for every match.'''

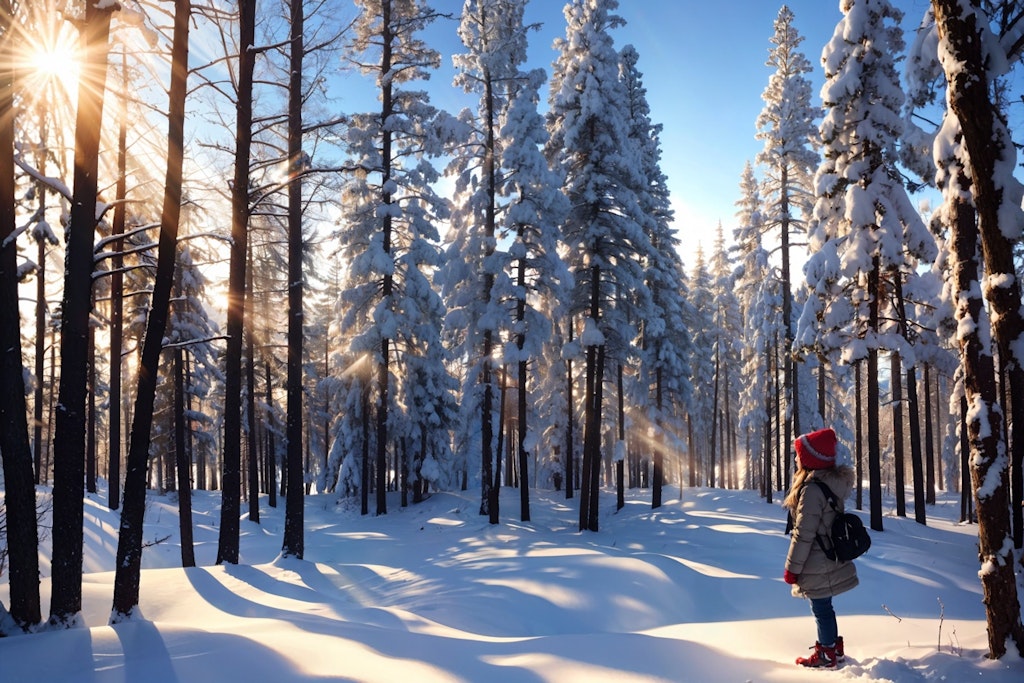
[785,465,859,600]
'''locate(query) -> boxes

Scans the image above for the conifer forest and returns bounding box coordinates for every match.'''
[1,0,1023,661]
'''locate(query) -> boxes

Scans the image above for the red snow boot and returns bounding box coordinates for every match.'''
[796,641,838,669]
[836,635,845,661]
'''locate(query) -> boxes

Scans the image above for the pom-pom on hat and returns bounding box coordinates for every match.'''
[795,428,837,470]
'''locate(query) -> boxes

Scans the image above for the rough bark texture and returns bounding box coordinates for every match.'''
[282,0,305,559]
[218,0,257,563]
[111,0,191,620]
[933,0,1024,658]
[0,0,41,631]
[49,0,114,626]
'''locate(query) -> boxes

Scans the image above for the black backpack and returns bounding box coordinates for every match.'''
[810,480,871,562]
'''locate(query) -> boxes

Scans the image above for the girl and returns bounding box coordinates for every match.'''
[783,427,859,668]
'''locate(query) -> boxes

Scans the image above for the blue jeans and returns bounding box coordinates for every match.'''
[809,597,838,647]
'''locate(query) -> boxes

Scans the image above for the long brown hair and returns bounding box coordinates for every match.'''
[783,466,810,510]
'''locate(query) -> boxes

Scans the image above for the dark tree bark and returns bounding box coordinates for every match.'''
[108,49,128,511]
[906,366,927,525]
[218,0,257,564]
[564,319,574,499]
[50,0,115,626]
[111,0,191,620]
[891,352,906,517]
[32,105,52,486]
[174,346,196,567]
[616,363,624,511]
[0,0,41,631]
[924,364,937,505]
[244,247,258,523]
[579,265,604,532]
[652,367,664,508]
[281,0,305,559]
[374,0,396,518]
[933,0,1024,658]
[867,259,883,533]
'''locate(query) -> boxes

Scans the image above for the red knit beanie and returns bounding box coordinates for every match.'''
[795,428,837,470]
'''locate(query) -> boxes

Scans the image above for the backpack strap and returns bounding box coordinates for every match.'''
[810,480,840,561]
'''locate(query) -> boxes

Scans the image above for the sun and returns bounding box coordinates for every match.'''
[30,43,77,81]
[19,11,82,101]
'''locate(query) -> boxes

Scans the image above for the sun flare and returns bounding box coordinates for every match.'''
[31,44,77,80]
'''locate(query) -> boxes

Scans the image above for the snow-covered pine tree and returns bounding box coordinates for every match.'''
[500,71,571,519]
[755,5,820,458]
[546,0,652,532]
[707,223,742,490]
[798,0,936,533]
[685,247,716,487]
[445,0,528,522]
[733,161,778,499]
[339,0,459,515]
[619,44,692,508]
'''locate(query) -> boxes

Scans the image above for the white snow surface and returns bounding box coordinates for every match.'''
[2,483,1022,682]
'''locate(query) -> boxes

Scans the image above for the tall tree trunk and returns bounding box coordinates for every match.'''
[264,361,276,504]
[50,0,115,626]
[891,352,906,517]
[374,0,395,518]
[580,265,602,531]
[111,0,191,620]
[174,346,196,567]
[709,342,719,488]
[108,48,128,510]
[933,0,1024,657]
[218,0,256,564]
[0,0,41,631]
[33,102,51,486]
[86,324,97,494]
[480,62,498,524]
[245,250,259,523]
[515,237,530,521]
[907,366,927,525]
[780,166,798,466]
[924,364,937,504]
[565,319,574,499]
[867,259,883,532]
[616,364,624,511]
[652,367,664,508]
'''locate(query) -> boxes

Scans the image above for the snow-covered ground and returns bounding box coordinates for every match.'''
[1,481,1022,682]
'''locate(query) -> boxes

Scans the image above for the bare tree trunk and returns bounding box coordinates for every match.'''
[218,0,257,564]
[280,0,305,557]
[174,346,196,567]
[245,249,259,523]
[0,0,41,630]
[867,260,883,532]
[907,366,927,525]
[924,364,937,504]
[108,48,128,510]
[564,319,574,499]
[111,0,191,620]
[652,367,664,508]
[32,103,51,487]
[50,0,115,626]
[616,363,624,510]
[891,352,906,517]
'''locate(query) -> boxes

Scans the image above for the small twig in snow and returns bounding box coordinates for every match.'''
[882,604,902,622]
